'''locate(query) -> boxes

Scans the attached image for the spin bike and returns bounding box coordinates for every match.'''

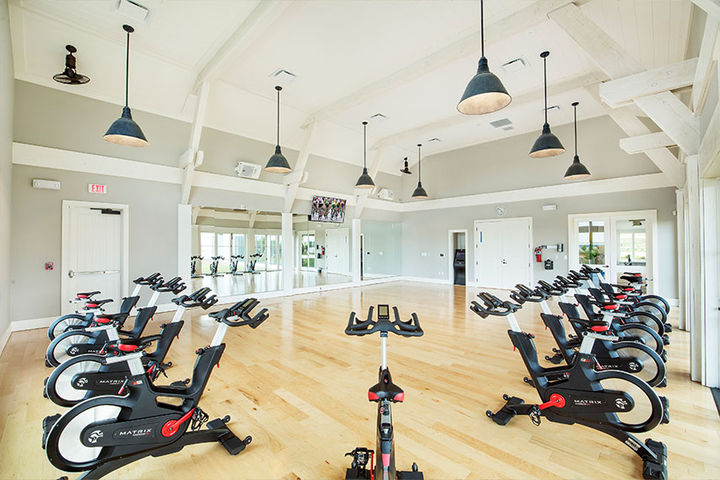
[510,285,666,388]
[344,304,424,480]
[229,255,244,275]
[42,298,269,479]
[45,278,187,367]
[44,289,230,407]
[245,253,262,274]
[208,256,225,277]
[191,256,203,278]
[48,273,163,341]
[471,292,669,480]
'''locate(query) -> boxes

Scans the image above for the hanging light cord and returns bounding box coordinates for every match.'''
[543,56,548,124]
[124,30,130,108]
[573,104,578,155]
[417,144,422,181]
[276,87,281,146]
[363,122,367,168]
[480,0,484,57]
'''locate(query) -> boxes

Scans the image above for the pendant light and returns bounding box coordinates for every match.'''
[529,51,564,158]
[400,157,412,175]
[411,144,428,199]
[354,121,375,189]
[265,85,292,173]
[104,25,147,147]
[53,45,90,85]
[564,101,591,181]
[457,0,511,115]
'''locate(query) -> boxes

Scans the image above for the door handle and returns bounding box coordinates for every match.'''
[68,270,74,278]
[69,270,119,278]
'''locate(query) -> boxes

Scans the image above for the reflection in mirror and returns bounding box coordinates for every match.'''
[191,207,283,296]
[293,213,352,288]
[361,220,402,279]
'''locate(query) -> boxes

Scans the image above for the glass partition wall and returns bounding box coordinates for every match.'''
[361,220,402,279]
[191,207,283,296]
[293,214,352,289]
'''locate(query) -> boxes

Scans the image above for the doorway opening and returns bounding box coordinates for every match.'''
[448,230,467,286]
[473,217,533,289]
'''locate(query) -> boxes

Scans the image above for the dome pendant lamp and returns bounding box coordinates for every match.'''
[104,25,148,147]
[400,157,412,175]
[411,144,428,199]
[265,85,292,173]
[564,101,591,181]
[354,121,375,189]
[529,51,564,158]
[457,0,511,115]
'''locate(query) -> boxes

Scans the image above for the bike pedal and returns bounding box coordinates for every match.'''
[220,433,251,455]
[663,324,672,333]
[659,396,670,424]
[42,414,61,450]
[207,417,228,430]
[660,350,667,362]
[642,439,667,480]
[662,335,670,345]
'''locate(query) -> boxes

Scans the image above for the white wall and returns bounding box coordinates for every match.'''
[0,0,14,345]
[401,187,678,299]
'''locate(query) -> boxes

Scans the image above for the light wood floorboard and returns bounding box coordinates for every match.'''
[0,281,718,479]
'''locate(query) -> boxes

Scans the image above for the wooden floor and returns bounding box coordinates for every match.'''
[1,281,718,479]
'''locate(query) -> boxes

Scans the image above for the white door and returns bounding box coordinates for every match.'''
[474,218,532,289]
[702,180,720,387]
[325,228,349,275]
[62,205,124,314]
[569,215,611,279]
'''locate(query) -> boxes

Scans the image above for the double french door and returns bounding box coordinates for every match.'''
[568,210,658,293]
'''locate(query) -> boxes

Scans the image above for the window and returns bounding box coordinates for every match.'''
[267,234,281,271]
[577,220,606,265]
[254,235,266,270]
[617,231,647,266]
[232,234,246,270]
[199,232,215,274]
[216,233,231,272]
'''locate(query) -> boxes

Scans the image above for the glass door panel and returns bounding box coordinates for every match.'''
[254,234,267,271]
[232,233,246,271]
[216,233,231,273]
[613,217,649,290]
[199,232,215,274]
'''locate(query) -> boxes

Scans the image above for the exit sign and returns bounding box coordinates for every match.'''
[88,184,107,194]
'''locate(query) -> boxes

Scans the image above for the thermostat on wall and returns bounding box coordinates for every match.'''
[32,179,61,190]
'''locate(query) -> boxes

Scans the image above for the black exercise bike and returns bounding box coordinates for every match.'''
[344,304,424,480]
[43,297,269,479]
[471,292,669,480]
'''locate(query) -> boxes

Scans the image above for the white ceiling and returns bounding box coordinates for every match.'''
[8,0,694,175]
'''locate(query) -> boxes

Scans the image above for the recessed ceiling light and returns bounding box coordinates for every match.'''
[501,57,526,73]
[370,113,387,120]
[270,69,297,84]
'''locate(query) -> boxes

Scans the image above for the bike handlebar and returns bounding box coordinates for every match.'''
[510,284,549,304]
[345,305,423,337]
[151,276,187,294]
[555,275,581,289]
[537,279,566,296]
[133,273,162,286]
[209,298,270,328]
[171,287,218,309]
[470,292,521,318]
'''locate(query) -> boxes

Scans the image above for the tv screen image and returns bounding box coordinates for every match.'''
[310,195,346,223]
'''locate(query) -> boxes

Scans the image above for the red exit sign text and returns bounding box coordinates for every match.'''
[88,184,107,194]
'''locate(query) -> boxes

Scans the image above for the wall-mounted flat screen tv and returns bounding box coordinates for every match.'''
[310,195,346,223]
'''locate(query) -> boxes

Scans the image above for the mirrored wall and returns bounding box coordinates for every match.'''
[293,214,352,289]
[191,208,283,296]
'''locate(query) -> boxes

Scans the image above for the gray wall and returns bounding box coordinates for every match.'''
[1,0,13,337]
[11,165,180,320]
[401,115,661,201]
[401,187,678,299]
[362,220,402,276]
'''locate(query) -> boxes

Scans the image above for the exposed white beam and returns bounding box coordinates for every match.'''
[619,132,675,154]
[692,0,720,20]
[375,72,607,151]
[191,0,293,93]
[606,106,686,187]
[181,81,211,204]
[191,206,200,224]
[248,210,257,229]
[634,91,700,155]
[548,3,645,78]
[599,57,698,108]
[284,121,318,213]
[692,15,720,113]
[301,0,569,127]
[699,91,720,177]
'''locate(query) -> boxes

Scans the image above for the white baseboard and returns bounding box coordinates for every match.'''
[668,298,679,307]
[400,275,450,285]
[0,326,11,357]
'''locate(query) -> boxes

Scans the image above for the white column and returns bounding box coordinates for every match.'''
[177,204,192,286]
[675,188,686,330]
[685,155,703,382]
[0,0,14,343]
[282,212,294,293]
[352,218,362,284]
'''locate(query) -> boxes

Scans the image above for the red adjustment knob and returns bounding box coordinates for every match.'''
[538,393,566,410]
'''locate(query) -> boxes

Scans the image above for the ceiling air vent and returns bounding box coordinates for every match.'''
[235,162,262,179]
[502,126,514,131]
[270,69,297,84]
[489,118,512,128]
[546,105,560,112]
[501,57,526,73]
[428,137,441,143]
[370,113,387,120]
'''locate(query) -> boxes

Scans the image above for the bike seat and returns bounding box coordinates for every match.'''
[96,312,129,321]
[569,316,608,329]
[84,299,113,308]
[76,291,101,299]
[368,369,404,403]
